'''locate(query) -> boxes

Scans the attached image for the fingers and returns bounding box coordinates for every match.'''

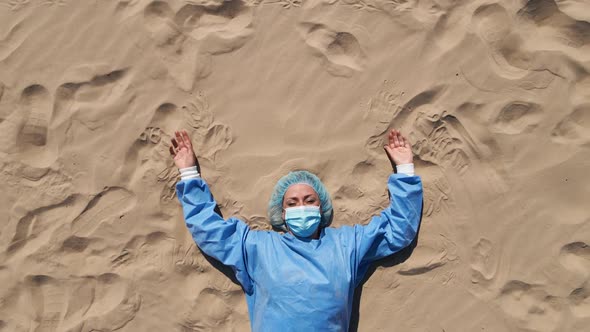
[388,129,402,148]
[170,135,178,155]
[393,130,401,147]
[397,130,410,148]
[171,129,195,156]
[388,129,395,146]
[387,129,411,148]
[175,131,185,149]
[181,129,192,148]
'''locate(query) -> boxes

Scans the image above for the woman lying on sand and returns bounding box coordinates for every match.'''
[169,128,423,331]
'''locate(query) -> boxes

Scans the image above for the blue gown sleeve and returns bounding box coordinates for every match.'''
[354,173,423,282]
[176,178,253,293]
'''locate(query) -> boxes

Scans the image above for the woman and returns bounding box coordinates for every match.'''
[170,129,423,331]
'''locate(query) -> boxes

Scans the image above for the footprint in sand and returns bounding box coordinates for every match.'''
[70,186,137,238]
[486,241,590,330]
[560,241,590,318]
[79,274,141,331]
[298,23,367,77]
[518,0,590,49]
[68,69,128,106]
[50,67,130,132]
[473,4,512,48]
[142,1,197,91]
[7,192,81,256]
[139,0,253,91]
[25,273,140,332]
[568,282,590,318]
[497,280,565,332]
[148,102,180,135]
[8,212,37,254]
[470,238,500,287]
[18,85,52,148]
[42,67,134,175]
[464,3,556,91]
[174,1,253,45]
[559,241,590,277]
[27,275,65,332]
[551,103,590,145]
[491,101,544,135]
[473,4,530,79]
[0,161,74,249]
[0,84,54,166]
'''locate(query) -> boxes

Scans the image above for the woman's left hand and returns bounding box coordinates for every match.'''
[383,129,413,167]
[170,130,199,170]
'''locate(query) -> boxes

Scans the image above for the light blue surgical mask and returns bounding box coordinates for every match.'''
[284,205,321,238]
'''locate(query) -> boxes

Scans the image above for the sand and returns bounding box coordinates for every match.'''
[0,0,589,331]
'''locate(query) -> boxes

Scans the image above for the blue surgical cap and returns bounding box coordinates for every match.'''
[268,170,333,230]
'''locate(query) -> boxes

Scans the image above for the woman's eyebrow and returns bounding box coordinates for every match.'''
[284,194,317,200]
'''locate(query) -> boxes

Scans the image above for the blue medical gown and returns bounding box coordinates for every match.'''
[176,174,423,331]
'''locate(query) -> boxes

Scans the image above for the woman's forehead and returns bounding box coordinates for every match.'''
[284,183,318,198]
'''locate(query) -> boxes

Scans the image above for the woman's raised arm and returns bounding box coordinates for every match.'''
[353,129,423,282]
[171,130,253,293]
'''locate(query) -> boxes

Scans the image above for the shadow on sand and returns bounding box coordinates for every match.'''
[348,215,422,332]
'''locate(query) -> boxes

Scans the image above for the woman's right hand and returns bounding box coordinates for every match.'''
[383,129,413,168]
[170,130,199,171]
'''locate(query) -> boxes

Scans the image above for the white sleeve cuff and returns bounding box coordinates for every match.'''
[396,163,414,176]
[179,166,200,180]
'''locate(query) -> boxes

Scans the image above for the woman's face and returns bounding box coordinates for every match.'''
[282,184,321,210]
[282,184,322,238]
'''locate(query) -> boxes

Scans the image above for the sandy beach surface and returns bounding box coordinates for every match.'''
[1,0,589,331]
